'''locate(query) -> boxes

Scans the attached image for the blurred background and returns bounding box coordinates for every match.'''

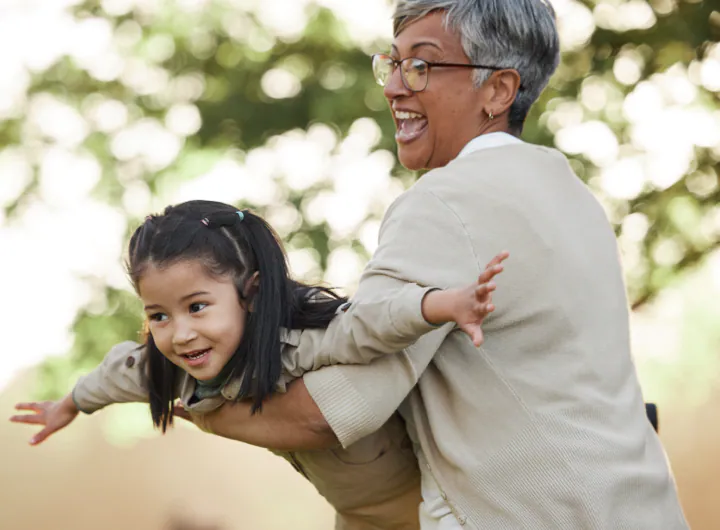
[0,0,718,528]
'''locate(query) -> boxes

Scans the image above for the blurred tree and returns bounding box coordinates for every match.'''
[0,0,716,395]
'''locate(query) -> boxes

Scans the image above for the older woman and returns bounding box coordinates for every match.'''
[189,1,689,528]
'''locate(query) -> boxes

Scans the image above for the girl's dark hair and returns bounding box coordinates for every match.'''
[127,200,348,432]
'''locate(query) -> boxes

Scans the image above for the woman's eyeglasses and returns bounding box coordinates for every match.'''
[371,53,509,93]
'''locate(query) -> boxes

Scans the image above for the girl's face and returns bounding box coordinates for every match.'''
[138,259,247,381]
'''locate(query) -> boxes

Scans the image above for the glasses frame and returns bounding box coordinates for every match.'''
[371,53,508,93]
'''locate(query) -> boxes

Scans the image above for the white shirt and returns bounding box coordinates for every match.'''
[457,131,523,158]
[418,131,523,529]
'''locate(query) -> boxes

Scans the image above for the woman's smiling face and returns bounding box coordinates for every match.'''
[384,12,489,171]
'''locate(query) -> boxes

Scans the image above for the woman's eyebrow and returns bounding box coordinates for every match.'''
[391,41,443,54]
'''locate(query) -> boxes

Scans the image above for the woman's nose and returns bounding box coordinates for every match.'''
[383,65,413,101]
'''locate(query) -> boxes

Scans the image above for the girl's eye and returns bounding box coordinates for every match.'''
[189,302,208,314]
[149,313,167,322]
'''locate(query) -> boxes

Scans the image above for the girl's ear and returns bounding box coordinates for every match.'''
[242,271,260,312]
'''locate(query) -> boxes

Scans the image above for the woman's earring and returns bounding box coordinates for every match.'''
[488,111,494,120]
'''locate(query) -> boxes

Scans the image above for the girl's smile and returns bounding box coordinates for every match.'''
[178,348,212,367]
[138,260,247,381]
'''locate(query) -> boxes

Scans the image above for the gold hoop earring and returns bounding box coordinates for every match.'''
[488,111,494,120]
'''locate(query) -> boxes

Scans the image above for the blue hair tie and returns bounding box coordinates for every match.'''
[236,210,245,221]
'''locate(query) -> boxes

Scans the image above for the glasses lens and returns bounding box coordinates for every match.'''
[401,58,428,91]
[372,55,393,86]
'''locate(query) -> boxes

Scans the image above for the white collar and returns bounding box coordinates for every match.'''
[456,132,523,160]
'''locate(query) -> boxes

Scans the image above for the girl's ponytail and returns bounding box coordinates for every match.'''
[201,210,294,411]
[128,200,348,421]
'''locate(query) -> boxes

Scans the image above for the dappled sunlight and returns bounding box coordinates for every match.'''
[553,0,595,51]
[111,118,184,170]
[261,68,303,99]
[1,0,718,528]
[0,0,715,425]
[594,0,657,31]
[317,0,394,47]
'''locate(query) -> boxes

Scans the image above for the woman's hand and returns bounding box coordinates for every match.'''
[422,251,509,346]
[9,393,79,445]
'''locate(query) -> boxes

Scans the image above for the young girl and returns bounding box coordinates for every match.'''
[11,200,507,529]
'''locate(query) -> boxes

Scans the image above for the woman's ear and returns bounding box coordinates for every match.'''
[242,271,260,312]
[483,69,522,118]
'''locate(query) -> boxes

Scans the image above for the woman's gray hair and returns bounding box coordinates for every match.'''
[393,0,560,132]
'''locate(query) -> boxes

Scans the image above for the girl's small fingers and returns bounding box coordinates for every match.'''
[486,251,510,268]
[479,265,499,279]
[474,302,494,316]
[473,330,484,347]
[9,415,45,425]
[475,283,496,299]
[478,266,503,285]
[30,427,53,446]
[15,402,44,412]
[488,265,504,278]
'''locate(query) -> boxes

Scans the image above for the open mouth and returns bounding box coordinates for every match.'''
[395,110,428,144]
[180,349,211,366]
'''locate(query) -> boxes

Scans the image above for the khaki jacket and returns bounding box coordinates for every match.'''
[73,284,438,530]
[303,144,689,529]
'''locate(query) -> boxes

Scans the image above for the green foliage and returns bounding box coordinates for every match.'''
[36,288,144,399]
[2,0,717,396]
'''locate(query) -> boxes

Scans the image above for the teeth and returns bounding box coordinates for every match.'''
[186,350,208,360]
[395,111,424,120]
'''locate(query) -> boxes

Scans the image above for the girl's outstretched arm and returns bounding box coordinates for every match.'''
[70,341,150,414]
[310,251,508,368]
[10,341,150,445]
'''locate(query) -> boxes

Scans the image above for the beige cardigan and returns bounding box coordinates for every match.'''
[73,284,441,530]
[303,143,689,529]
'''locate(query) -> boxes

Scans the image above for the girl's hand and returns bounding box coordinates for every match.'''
[422,251,509,346]
[454,251,509,346]
[9,393,79,445]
